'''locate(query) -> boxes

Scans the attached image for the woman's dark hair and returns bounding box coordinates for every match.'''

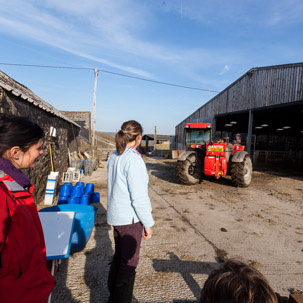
[115,120,143,155]
[0,114,45,156]
[200,259,278,303]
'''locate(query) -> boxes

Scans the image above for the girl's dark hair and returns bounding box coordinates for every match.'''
[115,120,143,155]
[200,259,278,303]
[0,114,45,156]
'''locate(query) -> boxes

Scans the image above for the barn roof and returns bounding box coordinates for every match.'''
[0,70,80,127]
[176,62,303,129]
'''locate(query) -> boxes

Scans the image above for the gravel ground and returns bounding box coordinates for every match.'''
[50,156,303,303]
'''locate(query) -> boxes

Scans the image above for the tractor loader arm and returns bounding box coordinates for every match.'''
[177,151,197,161]
[231,151,248,162]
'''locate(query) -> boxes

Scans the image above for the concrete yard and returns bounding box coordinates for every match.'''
[51,156,303,303]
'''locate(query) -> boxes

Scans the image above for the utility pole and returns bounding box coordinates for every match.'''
[154,126,157,151]
[92,68,98,157]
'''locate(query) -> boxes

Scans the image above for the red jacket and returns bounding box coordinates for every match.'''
[0,172,55,303]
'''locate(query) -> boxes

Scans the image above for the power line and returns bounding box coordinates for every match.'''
[0,62,92,71]
[0,62,219,93]
[97,68,219,93]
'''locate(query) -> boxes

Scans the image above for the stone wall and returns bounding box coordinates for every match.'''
[0,88,81,203]
[61,111,91,143]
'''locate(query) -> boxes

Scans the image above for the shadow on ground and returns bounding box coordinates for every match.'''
[253,161,303,181]
[153,253,218,301]
[51,201,113,303]
[146,156,303,189]
[146,159,235,188]
[84,202,112,303]
[146,159,179,184]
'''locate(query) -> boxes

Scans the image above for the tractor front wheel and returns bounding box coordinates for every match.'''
[230,155,252,187]
[176,153,202,185]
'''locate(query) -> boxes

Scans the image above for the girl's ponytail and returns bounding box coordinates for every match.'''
[115,130,127,155]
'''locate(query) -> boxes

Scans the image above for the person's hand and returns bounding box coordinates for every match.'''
[143,227,152,240]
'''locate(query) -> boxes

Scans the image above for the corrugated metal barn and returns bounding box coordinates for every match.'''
[175,62,303,168]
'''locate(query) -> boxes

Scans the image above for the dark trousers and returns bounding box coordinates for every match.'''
[113,221,143,277]
[107,222,143,302]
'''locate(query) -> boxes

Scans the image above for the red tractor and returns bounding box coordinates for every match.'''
[176,122,252,187]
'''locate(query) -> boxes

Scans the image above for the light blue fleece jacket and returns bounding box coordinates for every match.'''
[107,146,154,228]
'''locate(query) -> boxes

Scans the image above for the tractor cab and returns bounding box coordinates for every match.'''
[184,122,211,150]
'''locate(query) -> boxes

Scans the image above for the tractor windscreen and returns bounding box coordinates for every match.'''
[184,128,211,145]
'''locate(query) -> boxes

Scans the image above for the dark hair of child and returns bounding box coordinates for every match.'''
[200,259,278,303]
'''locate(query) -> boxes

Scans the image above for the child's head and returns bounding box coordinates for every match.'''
[200,259,278,303]
[115,120,143,155]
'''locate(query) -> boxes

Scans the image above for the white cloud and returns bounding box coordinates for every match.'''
[219,65,230,75]
[0,0,240,80]
[0,0,300,86]
[0,0,159,76]
[266,0,303,26]
[157,0,303,27]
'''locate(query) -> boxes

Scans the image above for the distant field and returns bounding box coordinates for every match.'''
[103,132,116,137]
[95,131,115,142]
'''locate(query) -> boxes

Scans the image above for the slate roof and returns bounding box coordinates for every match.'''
[0,70,80,127]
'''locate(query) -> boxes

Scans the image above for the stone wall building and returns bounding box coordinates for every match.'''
[61,111,91,143]
[0,70,81,203]
[60,110,116,161]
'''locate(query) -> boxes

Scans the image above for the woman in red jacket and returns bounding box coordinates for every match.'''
[0,114,55,303]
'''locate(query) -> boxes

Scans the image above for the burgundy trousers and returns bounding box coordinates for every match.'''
[113,221,143,277]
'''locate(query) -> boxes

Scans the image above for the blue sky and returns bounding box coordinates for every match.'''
[0,0,302,135]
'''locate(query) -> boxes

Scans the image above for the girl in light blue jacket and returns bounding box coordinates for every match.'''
[107,120,154,303]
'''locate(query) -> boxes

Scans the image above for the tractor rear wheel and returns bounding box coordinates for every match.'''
[176,153,202,185]
[230,155,252,187]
